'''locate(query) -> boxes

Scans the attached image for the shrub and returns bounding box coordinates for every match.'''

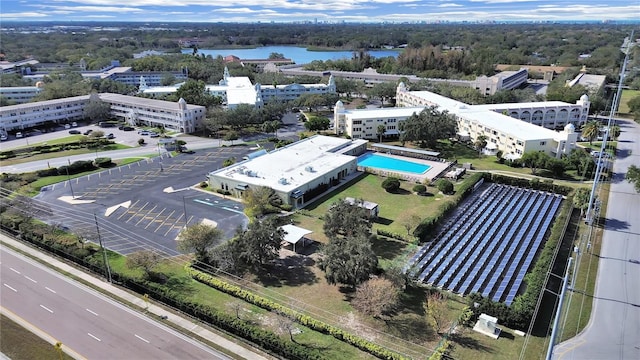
[94,157,112,167]
[412,184,427,194]
[216,189,231,195]
[381,177,401,193]
[138,138,145,145]
[436,179,454,194]
[199,181,208,188]
[37,167,60,177]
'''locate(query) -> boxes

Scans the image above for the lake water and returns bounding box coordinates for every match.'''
[181,46,400,64]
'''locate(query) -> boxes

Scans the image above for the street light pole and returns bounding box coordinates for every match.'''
[94,213,112,283]
[66,159,75,199]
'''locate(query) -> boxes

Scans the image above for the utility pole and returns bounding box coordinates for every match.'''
[94,213,112,283]
[66,159,75,199]
[546,257,572,360]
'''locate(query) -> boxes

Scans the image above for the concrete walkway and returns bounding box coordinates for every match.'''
[0,234,269,360]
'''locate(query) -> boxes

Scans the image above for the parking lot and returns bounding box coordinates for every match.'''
[36,146,254,255]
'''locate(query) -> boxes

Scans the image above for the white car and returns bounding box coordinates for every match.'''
[64,124,71,129]
[0,134,7,141]
[15,132,23,138]
[71,122,78,127]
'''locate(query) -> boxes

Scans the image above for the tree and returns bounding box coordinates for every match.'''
[581,120,601,145]
[323,199,371,239]
[377,124,386,143]
[399,106,457,148]
[625,165,640,193]
[177,223,225,263]
[352,277,400,318]
[172,79,221,107]
[426,292,449,334]
[546,157,567,178]
[436,179,454,194]
[381,177,401,193]
[235,217,283,272]
[573,187,591,217]
[474,135,488,154]
[223,130,239,145]
[89,130,104,138]
[304,116,330,132]
[242,186,282,217]
[609,124,621,140]
[401,214,422,236]
[627,95,640,121]
[261,120,281,138]
[320,234,378,287]
[521,151,550,175]
[83,93,111,122]
[126,250,162,279]
[412,184,427,195]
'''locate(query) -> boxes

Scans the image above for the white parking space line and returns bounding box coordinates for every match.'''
[145,208,166,230]
[135,205,158,226]
[40,304,54,313]
[155,209,176,232]
[134,334,150,343]
[86,308,99,316]
[3,283,18,292]
[9,267,21,274]
[45,286,57,294]
[24,275,37,283]
[87,333,101,342]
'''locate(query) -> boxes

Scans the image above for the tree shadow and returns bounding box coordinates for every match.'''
[595,217,630,231]
[398,285,428,316]
[449,333,496,352]
[392,188,412,195]
[373,217,393,225]
[371,237,408,261]
[384,314,436,342]
[164,276,195,295]
[255,255,318,287]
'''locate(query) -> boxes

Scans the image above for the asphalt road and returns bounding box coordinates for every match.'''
[0,246,229,360]
[553,118,640,359]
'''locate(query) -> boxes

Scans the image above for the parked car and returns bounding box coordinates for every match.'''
[149,132,159,138]
[15,132,23,138]
[106,133,115,139]
[83,129,93,135]
[138,130,150,135]
[122,126,135,131]
[69,130,81,134]
[64,124,71,129]
[71,122,78,127]
[0,134,8,141]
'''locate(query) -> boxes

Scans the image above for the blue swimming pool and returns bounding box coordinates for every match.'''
[357,153,431,174]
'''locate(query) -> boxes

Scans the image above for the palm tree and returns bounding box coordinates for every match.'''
[581,120,600,145]
[377,124,386,143]
[474,135,488,154]
[609,124,621,140]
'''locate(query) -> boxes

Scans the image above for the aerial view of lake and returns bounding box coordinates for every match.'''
[181,46,400,64]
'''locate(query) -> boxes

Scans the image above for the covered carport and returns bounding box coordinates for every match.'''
[280,224,313,252]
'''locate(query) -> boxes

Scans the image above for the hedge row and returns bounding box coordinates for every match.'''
[36,160,97,177]
[187,266,410,360]
[484,173,572,195]
[1,218,323,360]
[414,172,485,241]
[376,229,411,242]
[428,340,451,360]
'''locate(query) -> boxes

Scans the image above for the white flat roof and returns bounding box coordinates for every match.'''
[211,135,366,193]
[281,224,313,244]
[458,108,564,141]
[470,101,574,111]
[404,90,468,111]
[345,107,424,119]
[99,93,204,111]
[225,76,258,106]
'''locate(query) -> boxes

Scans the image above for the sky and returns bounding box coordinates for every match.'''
[1,0,639,23]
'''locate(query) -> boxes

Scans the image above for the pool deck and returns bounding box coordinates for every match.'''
[359,152,452,182]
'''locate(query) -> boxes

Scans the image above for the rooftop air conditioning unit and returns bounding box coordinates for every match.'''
[278,178,288,185]
[305,166,314,172]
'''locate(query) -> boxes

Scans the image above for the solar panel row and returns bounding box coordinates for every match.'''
[404,183,563,305]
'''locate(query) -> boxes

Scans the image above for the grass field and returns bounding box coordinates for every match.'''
[618,89,639,114]
[1,144,132,166]
[0,314,74,360]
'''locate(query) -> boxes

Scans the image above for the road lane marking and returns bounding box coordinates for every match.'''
[45,287,57,294]
[145,208,166,229]
[87,333,101,342]
[9,267,21,274]
[86,308,99,316]
[134,334,150,343]
[3,283,17,292]
[40,305,54,313]
[24,276,37,283]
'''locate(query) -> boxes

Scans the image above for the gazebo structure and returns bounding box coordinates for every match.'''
[280,224,313,252]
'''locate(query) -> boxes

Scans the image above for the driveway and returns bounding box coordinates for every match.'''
[553,118,640,359]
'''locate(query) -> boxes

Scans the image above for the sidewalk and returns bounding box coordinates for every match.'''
[0,234,269,360]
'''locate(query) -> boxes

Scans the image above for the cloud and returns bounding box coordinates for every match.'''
[438,3,463,8]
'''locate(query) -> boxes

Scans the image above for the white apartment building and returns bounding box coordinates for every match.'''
[334,82,586,159]
[0,93,205,133]
[0,85,43,104]
[257,75,336,102]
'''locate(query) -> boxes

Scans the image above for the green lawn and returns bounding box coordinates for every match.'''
[618,89,639,114]
[1,144,132,166]
[1,314,74,360]
[449,327,547,360]
[302,173,452,237]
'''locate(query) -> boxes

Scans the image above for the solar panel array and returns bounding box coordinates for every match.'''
[404,183,562,305]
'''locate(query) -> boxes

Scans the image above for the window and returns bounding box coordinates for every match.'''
[540,141,546,146]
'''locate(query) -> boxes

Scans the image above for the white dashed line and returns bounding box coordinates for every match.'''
[9,267,20,274]
[24,276,37,283]
[40,304,54,313]
[87,333,101,342]
[45,287,57,294]
[86,308,99,316]
[134,334,150,343]
[3,283,17,292]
